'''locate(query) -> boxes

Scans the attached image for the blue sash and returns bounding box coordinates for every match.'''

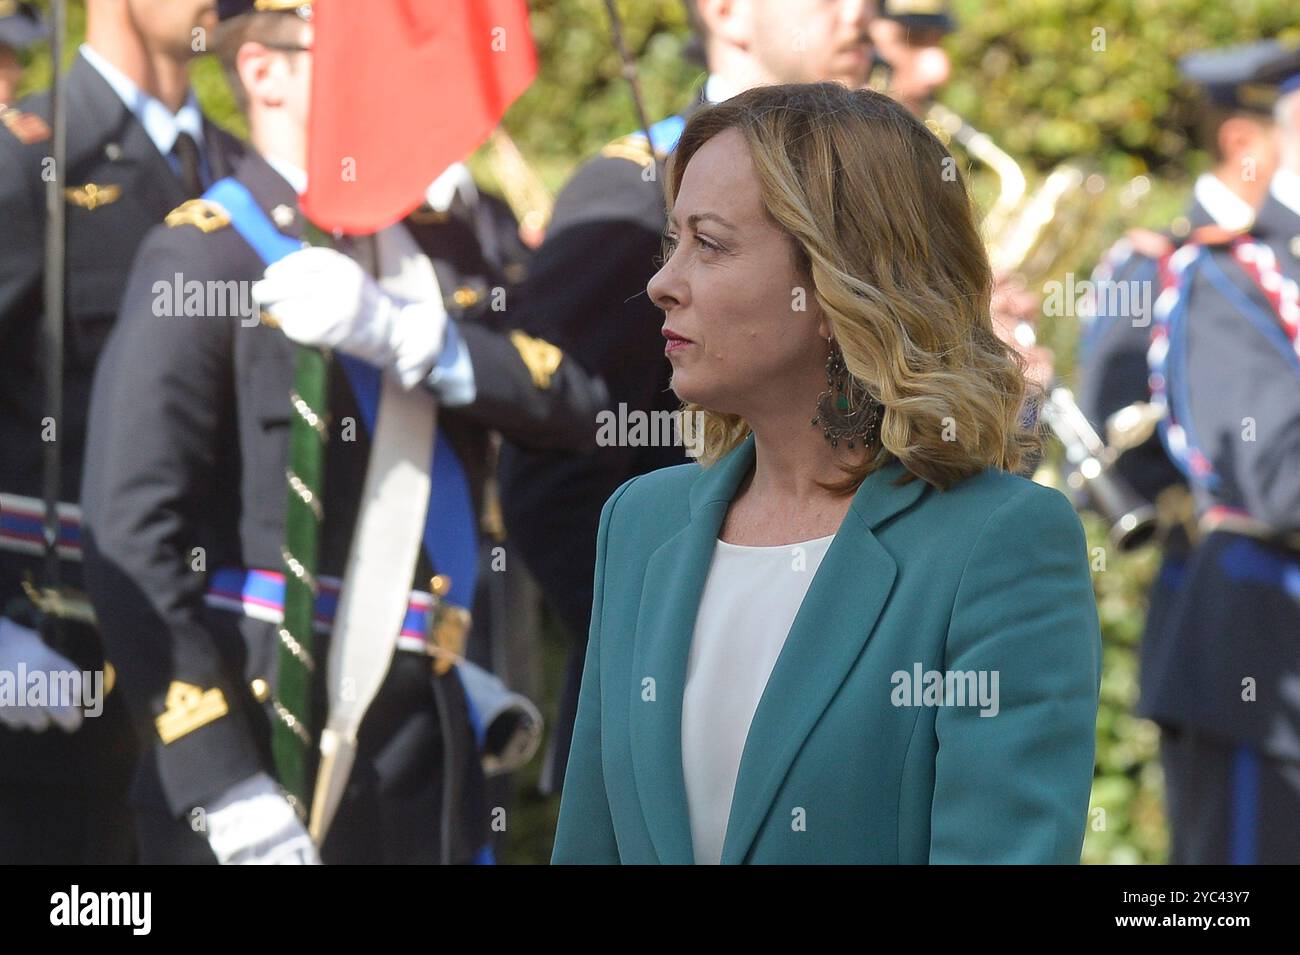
[205,178,479,610]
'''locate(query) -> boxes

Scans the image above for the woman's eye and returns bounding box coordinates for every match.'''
[657,233,721,266]
[657,235,678,267]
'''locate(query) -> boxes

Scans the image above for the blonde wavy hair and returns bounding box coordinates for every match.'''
[665,82,1040,491]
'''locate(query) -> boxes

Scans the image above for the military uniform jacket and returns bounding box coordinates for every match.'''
[1077,199,1210,724]
[79,150,607,839]
[1146,192,1300,760]
[1078,198,1214,515]
[0,51,243,790]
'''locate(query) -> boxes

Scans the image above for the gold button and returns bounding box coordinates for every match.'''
[251,678,270,702]
[452,286,479,308]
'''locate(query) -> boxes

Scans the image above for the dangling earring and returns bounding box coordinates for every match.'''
[811,335,881,450]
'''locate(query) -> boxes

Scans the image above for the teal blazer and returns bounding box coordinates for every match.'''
[551,434,1101,864]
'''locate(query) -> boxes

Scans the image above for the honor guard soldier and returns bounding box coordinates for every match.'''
[1142,42,1300,863]
[0,0,243,863]
[500,0,877,799]
[1077,42,1287,861]
[79,0,606,864]
[1080,43,1281,741]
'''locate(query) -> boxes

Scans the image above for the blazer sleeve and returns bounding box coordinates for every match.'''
[550,475,638,864]
[929,484,1102,864]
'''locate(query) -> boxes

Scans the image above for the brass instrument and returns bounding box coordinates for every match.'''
[926,101,1159,551]
[485,127,554,245]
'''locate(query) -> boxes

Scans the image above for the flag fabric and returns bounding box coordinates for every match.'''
[303,0,537,234]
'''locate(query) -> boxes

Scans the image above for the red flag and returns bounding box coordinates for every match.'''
[303,0,537,234]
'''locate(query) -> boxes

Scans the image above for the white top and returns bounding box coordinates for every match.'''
[680,533,836,865]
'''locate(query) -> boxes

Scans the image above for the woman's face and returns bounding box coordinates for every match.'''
[648,128,828,417]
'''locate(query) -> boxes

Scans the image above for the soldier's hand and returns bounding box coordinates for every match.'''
[0,617,86,733]
[253,246,448,389]
[202,772,321,865]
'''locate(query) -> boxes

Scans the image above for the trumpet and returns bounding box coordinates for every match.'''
[485,128,554,247]
[927,101,1159,551]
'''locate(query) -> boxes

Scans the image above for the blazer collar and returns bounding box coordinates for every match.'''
[630,433,928,864]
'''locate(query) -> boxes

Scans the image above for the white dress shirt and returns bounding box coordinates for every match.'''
[79,43,206,178]
[1192,172,1257,232]
[681,532,835,865]
[1270,167,1300,219]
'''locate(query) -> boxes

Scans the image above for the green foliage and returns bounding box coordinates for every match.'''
[945,0,1299,179]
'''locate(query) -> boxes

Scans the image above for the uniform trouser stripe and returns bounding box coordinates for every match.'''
[1229,744,1260,865]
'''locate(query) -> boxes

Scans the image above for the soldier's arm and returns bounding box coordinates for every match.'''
[1183,258,1300,532]
[436,319,608,452]
[0,131,43,334]
[1078,250,1161,428]
[80,226,266,818]
[1077,248,1187,501]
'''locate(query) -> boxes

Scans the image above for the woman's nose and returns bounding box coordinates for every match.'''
[647,258,681,313]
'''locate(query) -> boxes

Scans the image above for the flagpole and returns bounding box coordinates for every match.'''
[602,0,657,155]
[39,0,68,645]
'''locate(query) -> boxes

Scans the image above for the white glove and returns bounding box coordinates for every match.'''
[202,772,321,865]
[252,246,448,389]
[0,616,85,733]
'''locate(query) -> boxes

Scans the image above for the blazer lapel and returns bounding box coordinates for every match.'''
[718,450,929,864]
[629,433,931,864]
[629,434,757,864]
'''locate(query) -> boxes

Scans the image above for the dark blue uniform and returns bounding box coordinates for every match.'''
[1078,207,1207,728]
[0,51,243,864]
[1147,191,1300,863]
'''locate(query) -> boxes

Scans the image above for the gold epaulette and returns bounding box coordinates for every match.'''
[0,106,51,144]
[600,133,656,169]
[165,198,231,234]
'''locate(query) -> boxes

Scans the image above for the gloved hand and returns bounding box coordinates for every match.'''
[202,772,321,865]
[0,616,85,733]
[252,246,448,389]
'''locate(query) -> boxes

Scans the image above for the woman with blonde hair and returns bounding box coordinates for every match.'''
[551,82,1101,864]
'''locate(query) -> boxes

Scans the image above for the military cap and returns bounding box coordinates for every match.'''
[879,0,954,34]
[217,0,313,22]
[1178,38,1300,115]
[0,0,46,51]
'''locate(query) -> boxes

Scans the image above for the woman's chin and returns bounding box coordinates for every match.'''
[669,376,737,416]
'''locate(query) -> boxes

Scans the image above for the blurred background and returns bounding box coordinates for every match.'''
[12,0,1299,864]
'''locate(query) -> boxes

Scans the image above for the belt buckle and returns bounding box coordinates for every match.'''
[425,574,471,676]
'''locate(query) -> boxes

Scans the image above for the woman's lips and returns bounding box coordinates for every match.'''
[662,328,694,354]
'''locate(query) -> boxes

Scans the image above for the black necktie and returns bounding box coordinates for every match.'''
[172,132,204,198]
